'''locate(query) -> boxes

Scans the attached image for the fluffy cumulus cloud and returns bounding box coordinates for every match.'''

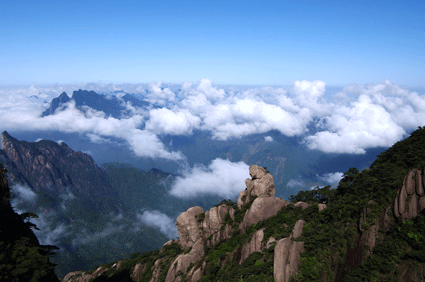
[137,210,178,239]
[145,108,201,135]
[1,79,424,156]
[170,158,250,199]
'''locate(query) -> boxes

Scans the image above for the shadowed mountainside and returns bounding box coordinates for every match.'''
[0,164,60,281]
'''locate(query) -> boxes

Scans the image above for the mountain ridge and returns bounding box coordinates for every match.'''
[60,127,425,282]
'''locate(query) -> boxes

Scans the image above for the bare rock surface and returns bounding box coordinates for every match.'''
[240,197,288,231]
[175,206,204,250]
[238,165,275,207]
[165,239,204,282]
[294,201,309,210]
[131,263,145,282]
[239,228,265,264]
[149,258,164,282]
[274,220,305,282]
[395,166,425,220]
[318,203,327,211]
[202,204,234,246]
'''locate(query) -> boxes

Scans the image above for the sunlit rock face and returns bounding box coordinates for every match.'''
[238,165,275,208]
[175,206,204,251]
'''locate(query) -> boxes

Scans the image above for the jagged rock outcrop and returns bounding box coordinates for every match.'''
[166,203,235,282]
[240,197,289,231]
[175,206,204,251]
[274,219,306,282]
[165,239,204,282]
[0,131,121,212]
[131,263,145,282]
[42,92,71,116]
[238,165,275,208]
[394,167,425,220]
[202,204,235,247]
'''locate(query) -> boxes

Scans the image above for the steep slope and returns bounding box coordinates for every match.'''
[0,132,169,278]
[1,130,121,213]
[61,127,425,282]
[0,163,60,281]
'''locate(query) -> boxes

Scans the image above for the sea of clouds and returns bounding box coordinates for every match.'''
[1,79,425,204]
[4,79,425,239]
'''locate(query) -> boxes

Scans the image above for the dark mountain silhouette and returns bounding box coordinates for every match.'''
[41,90,149,118]
[0,164,60,281]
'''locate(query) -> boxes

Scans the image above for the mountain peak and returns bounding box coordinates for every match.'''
[1,131,17,150]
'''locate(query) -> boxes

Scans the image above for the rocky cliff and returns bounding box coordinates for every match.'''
[0,163,60,281]
[0,131,121,212]
[62,165,312,282]
[58,127,425,281]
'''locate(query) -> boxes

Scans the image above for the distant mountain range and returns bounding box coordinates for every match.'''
[31,89,386,201]
[41,89,149,118]
[0,131,221,278]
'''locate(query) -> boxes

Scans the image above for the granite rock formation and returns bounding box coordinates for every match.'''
[394,167,425,220]
[238,165,275,208]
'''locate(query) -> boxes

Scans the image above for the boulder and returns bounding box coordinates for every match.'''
[175,206,204,250]
[202,204,234,243]
[294,201,309,210]
[239,228,265,264]
[131,263,145,282]
[318,203,327,211]
[165,239,204,282]
[249,165,267,179]
[238,165,275,207]
[239,197,288,231]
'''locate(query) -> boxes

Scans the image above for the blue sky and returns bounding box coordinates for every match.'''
[1,0,423,86]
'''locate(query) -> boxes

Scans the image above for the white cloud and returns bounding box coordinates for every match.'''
[317,172,343,187]
[137,210,178,239]
[304,93,406,154]
[0,99,183,160]
[170,158,250,199]
[1,79,425,156]
[11,185,37,201]
[264,136,273,142]
[145,108,201,135]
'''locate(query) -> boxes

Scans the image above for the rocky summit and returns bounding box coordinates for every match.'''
[62,165,314,282]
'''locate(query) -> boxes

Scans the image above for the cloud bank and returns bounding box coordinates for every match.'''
[170,158,250,199]
[137,210,178,239]
[1,79,424,157]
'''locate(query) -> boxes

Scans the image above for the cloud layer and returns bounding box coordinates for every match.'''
[137,210,178,239]
[170,158,250,199]
[1,79,424,157]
